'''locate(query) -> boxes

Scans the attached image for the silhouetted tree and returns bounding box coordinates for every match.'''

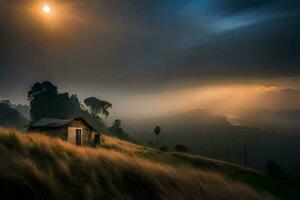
[70,94,81,107]
[112,119,122,128]
[266,159,284,178]
[29,92,80,121]
[147,140,154,147]
[28,81,61,120]
[27,82,105,130]
[159,146,169,152]
[0,100,11,106]
[173,145,190,153]
[84,97,112,119]
[154,126,161,147]
[108,119,129,140]
[28,81,104,129]
[28,81,58,101]
[244,144,248,167]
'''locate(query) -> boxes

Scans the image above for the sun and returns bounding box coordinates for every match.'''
[42,4,51,14]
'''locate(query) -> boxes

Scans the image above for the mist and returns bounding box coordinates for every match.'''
[92,77,300,131]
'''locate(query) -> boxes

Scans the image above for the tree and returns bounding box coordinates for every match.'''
[0,100,11,106]
[159,146,169,152]
[27,81,106,130]
[266,159,284,178]
[154,126,161,136]
[28,81,58,101]
[173,145,190,153]
[154,126,161,147]
[84,97,112,119]
[112,119,122,129]
[108,119,129,140]
[28,81,60,120]
[28,82,82,121]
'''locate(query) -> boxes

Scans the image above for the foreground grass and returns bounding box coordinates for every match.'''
[0,128,273,200]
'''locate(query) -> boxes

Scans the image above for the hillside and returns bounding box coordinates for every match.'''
[13,104,31,120]
[0,102,28,130]
[122,109,300,177]
[0,128,273,200]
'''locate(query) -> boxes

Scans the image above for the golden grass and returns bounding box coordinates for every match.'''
[0,128,273,200]
[102,135,263,176]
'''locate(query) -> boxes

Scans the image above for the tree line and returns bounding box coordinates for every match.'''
[28,81,129,140]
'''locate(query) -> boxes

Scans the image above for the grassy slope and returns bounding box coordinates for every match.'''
[103,135,300,200]
[103,135,276,194]
[0,103,28,131]
[0,128,273,200]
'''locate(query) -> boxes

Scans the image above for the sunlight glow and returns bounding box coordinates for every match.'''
[42,4,51,14]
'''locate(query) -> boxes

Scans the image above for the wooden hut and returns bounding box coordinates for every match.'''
[28,117,101,147]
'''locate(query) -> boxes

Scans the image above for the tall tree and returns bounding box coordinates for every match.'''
[28,81,60,121]
[28,81,58,101]
[112,119,122,129]
[266,159,284,178]
[28,81,106,130]
[108,119,129,140]
[84,97,112,119]
[154,126,161,147]
[28,82,83,121]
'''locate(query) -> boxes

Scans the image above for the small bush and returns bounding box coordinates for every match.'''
[173,145,190,153]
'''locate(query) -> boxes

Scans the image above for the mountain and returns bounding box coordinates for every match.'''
[238,109,300,131]
[121,109,300,177]
[0,102,29,130]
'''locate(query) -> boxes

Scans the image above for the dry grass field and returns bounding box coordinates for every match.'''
[0,128,273,200]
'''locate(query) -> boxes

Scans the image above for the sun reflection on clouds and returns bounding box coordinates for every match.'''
[114,78,300,121]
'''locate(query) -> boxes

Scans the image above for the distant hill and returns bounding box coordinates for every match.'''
[122,109,264,147]
[238,109,300,131]
[121,109,300,177]
[13,104,30,120]
[0,128,273,200]
[0,102,28,130]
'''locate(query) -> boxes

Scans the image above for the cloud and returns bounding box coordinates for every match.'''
[0,0,299,104]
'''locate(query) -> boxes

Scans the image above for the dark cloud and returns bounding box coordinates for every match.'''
[0,0,299,102]
[213,0,280,13]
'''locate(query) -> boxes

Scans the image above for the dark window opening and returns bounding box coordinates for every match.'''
[76,129,82,146]
[93,134,100,146]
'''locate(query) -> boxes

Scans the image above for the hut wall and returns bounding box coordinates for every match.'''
[67,119,93,146]
[28,118,100,147]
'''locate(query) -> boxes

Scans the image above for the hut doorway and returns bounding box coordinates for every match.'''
[68,127,83,146]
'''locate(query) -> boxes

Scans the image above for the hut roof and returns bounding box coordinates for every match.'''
[29,117,101,133]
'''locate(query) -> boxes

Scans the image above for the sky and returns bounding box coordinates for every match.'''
[0,0,300,124]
